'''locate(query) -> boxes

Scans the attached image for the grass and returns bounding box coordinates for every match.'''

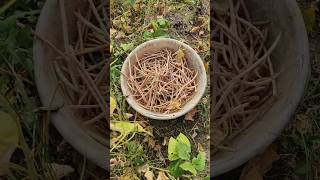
[110,0,210,179]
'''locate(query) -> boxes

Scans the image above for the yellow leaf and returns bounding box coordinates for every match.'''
[144,170,154,180]
[156,171,169,180]
[197,143,204,152]
[175,49,185,62]
[110,121,153,138]
[204,62,209,72]
[302,4,316,33]
[190,26,200,33]
[110,96,117,115]
[0,111,19,176]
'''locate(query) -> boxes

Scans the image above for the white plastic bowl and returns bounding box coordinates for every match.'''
[120,38,207,120]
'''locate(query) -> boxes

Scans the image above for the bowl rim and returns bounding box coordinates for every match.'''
[120,38,207,120]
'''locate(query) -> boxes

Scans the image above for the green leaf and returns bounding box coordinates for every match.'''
[143,31,153,40]
[176,133,191,148]
[177,142,190,160]
[157,16,168,28]
[169,160,183,177]
[192,152,206,171]
[0,111,19,176]
[120,43,134,52]
[127,141,145,166]
[168,137,179,161]
[180,161,197,176]
[153,29,169,38]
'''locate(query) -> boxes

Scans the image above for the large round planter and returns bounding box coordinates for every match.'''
[211,0,310,177]
[33,0,107,170]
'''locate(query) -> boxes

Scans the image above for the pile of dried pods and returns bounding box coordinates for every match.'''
[125,49,198,113]
[212,0,281,153]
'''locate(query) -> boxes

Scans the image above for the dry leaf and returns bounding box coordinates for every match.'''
[155,145,161,152]
[185,108,199,121]
[144,170,154,180]
[123,24,133,34]
[115,31,126,39]
[191,131,197,139]
[145,136,155,148]
[51,163,74,179]
[295,114,311,135]
[162,137,169,146]
[138,164,149,174]
[190,26,200,33]
[110,158,118,169]
[240,146,280,180]
[125,113,133,119]
[167,101,181,111]
[175,49,185,62]
[156,171,169,180]
[120,168,138,180]
[197,143,204,152]
[110,28,117,36]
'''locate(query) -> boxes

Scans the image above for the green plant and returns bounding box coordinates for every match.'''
[126,141,145,167]
[143,16,169,40]
[167,133,206,177]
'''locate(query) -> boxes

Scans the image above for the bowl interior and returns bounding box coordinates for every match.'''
[121,38,207,120]
[211,0,309,176]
